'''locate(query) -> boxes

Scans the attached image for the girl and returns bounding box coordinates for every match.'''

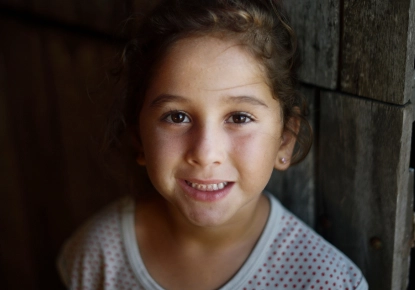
[58,0,368,289]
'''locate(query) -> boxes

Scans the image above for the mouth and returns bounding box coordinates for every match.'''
[185,180,228,191]
[179,179,233,202]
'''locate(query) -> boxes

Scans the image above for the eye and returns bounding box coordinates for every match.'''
[226,112,254,124]
[164,111,190,123]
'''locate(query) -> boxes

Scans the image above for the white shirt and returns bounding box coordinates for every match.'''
[58,193,368,290]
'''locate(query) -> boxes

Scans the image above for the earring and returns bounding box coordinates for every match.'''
[136,152,146,166]
[280,157,287,164]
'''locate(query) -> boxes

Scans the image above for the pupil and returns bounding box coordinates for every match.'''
[172,113,185,123]
[233,115,246,123]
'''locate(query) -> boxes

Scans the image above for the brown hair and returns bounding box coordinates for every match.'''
[105,0,312,165]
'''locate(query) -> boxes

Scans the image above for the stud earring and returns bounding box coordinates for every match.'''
[136,152,146,166]
[280,157,287,164]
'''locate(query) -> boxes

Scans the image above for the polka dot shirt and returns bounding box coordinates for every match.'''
[58,193,368,290]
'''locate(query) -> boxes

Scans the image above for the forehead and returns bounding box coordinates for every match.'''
[147,35,270,96]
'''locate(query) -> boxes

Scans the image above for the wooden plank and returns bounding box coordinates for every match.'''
[318,91,413,289]
[407,168,415,289]
[341,0,415,105]
[0,16,70,289]
[284,0,340,89]
[266,85,316,227]
[0,16,125,289]
[407,0,415,105]
[0,43,39,290]
[398,167,414,289]
[0,0,159,35]
[42,26,121,225]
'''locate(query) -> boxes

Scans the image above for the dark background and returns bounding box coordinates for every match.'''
[0,1,157,288]
[1,0,414,289]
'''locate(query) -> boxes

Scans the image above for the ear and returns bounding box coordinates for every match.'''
[130,127,146,166]
[274,117,300,171]
[136,151,146,166]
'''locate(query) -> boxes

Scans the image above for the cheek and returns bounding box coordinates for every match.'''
[144,130,184,164]
[141,126,193,184]
[141,131,186,191]
[231,130,280,172]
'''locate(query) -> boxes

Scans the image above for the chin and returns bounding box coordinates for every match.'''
[180,205,236,228]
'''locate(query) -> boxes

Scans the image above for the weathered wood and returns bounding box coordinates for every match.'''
[0,48,39,289]
[284,0,340,89]
[341,0,415,105]
[0,18,71,289]
[266,85,316,227]
[318,91,414,290]
[401,168,414,289]
[0,0,159,35]
[0,16,124,289]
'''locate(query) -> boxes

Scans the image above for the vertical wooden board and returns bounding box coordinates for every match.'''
[0,45,39,289]
[266,85,316,227]
[284,0,340,89]
[406,0,415,106]
[318,91,413,289]
[0,17,71,289]
[0,0,154,35]
[392,110,414,290]
[341,0,415,105]
[0,16,126,289]
[43,27,125,226]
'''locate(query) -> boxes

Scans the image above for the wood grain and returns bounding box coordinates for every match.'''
[0,16,124,289]
[318,91,414,289]
[1,0,414,289]
[266,85,316,227]
[0,40,39,289]
[341,0,415,105]
[285,0,340,89]
[0,0,160,35]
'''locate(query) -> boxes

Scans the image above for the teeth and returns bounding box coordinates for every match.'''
[186,181,228,191]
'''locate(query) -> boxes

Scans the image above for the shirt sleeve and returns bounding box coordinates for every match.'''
[355,275,369,290]
[57,219,106,290]
[56,199,138,290]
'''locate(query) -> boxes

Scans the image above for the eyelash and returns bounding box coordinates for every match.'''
[162,110,191,123]
[226,112,255,124]
[161,110,255,125]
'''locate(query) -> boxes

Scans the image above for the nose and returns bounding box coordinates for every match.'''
[185,123,226,167]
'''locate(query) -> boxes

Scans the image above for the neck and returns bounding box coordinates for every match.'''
[155,193,270,251]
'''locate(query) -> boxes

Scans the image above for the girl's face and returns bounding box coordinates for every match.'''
[138,36,295,227]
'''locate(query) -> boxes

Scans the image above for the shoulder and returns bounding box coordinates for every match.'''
[57,197,140,289]
[243,193,368,290]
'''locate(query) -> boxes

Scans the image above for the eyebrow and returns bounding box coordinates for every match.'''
[149,94,190,107]
[149,94,268,108]
[226,96,269,108]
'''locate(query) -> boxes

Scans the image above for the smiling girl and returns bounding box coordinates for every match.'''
[58,1,368,289]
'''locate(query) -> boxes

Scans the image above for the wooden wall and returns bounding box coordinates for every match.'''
[0,0,414,289]
[275,0,415,289]
[0,0,155,288]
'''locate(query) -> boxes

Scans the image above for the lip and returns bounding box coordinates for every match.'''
[178,179,233,202]
[185,179,228,184]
